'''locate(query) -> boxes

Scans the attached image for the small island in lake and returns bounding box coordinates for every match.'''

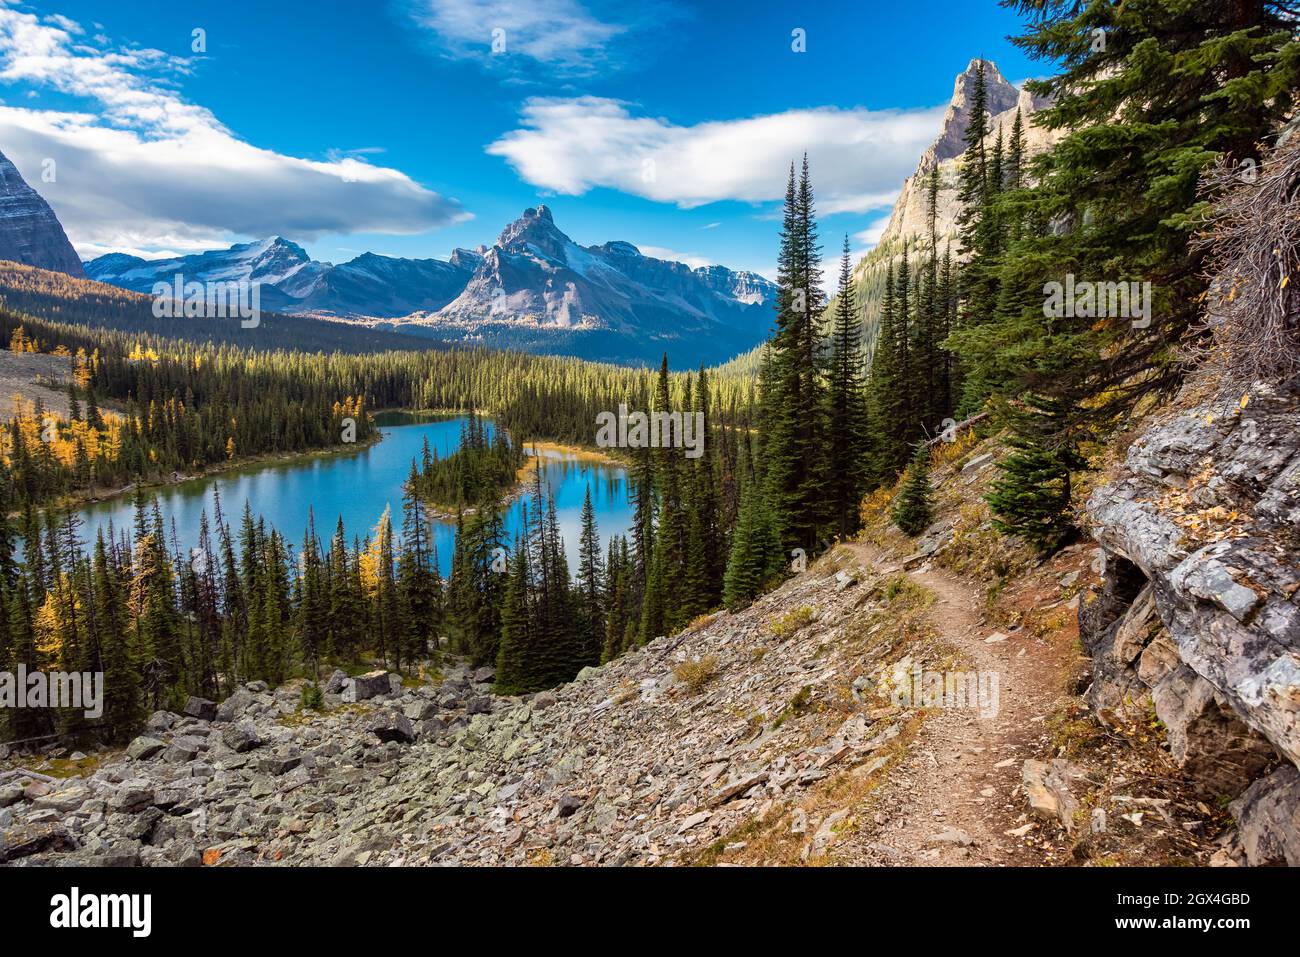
[407,409,526,516]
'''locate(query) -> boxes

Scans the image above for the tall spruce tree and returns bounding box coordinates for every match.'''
[826,235,868,537]
[762,157,829,552]
[575,485,604,667]
[892,442,933,536]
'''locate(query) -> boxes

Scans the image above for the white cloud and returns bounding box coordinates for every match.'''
[43,14,82,35]
[487,96,946,213]
[0,8,468,256]
[403,0,625,74]
[636,245,711,270]
[820,190,900,216]
[852,214,894,251]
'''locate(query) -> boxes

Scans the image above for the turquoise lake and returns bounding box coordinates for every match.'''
[72,413,634,577]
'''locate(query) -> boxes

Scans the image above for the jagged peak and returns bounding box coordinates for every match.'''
[495,205,571,257]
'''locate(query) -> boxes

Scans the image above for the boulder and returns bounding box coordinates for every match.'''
[32,786,90,814]
[126,735,167,762]
[257,753,303,776]
[473,666,496,684]
[111,781,155,814]
[1229,764,1300,866]
[342,670,391,703]
[557,794,583,817]
[215,690,256,723]
[0,823,77,864]
[163,742,199,763]
[1022,759,1087,834]
[221,721,262,754]
[418,717,448,739]
[324,669,348,695]
[183,696,217,722]
[466,696,493,715]
[403,700,438,722]
[145,711,177,733]
[369,711,416,744]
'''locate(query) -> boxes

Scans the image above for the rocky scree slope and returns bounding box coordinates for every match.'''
[2,554,946,867]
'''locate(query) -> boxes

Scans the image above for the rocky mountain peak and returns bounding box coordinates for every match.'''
[0,148,86,278]
[924,58,1023,169]
[248,236,311,280]
[495,205,570,260]
[600,240,642,258]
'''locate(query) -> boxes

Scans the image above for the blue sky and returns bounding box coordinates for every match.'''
[0,0,1038,280]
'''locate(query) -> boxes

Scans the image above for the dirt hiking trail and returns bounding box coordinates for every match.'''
[835,542,1071,865]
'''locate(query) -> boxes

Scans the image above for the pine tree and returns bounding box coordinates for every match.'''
[649,354,687,634]
[891,442,933,537]
[92,531,140,741]
[297,510,328,676]
[722,474,785,610]
[575,484,604,667]
[399,461,439,668]
[5,571,51,743]
[684,366,722,612]
[763,157,829,552]
[985,394,1084,555]
[826,235,868,537]
[956,2,1300,426]
[494,534,535,694]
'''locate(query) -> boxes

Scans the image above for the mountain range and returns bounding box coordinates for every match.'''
[83,206,778,367]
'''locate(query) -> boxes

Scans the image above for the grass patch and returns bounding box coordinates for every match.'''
[673,656,719,695]
[768,605,815,640]
[772,685,815,729]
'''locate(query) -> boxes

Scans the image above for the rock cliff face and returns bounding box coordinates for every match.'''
[842,59,1063,356]
[873,60,1058,252]
[0,149,85,278]
[1082,376,1300,865]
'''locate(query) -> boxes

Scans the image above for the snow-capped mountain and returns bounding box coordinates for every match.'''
[84,238,475,318]
[0,148,85,278]
[85,206,778,366]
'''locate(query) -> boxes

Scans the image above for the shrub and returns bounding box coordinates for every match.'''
[768,605,815,640]
[1193,133,1300,385]
[673,655,719,695]
[300,682,325,712]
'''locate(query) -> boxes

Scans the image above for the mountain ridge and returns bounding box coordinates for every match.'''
[84,206,778,367]
[0,149,86,278]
